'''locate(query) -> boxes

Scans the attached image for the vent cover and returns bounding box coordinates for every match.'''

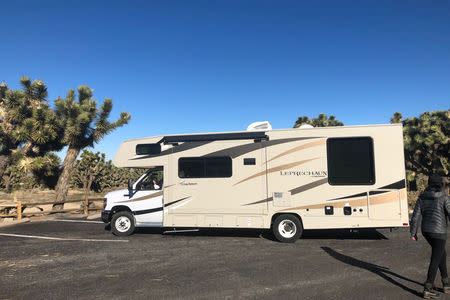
[246,121,272,131]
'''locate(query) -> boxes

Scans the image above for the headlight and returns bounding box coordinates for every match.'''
[103,198,107,209]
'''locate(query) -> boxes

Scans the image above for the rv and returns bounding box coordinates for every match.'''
[101,122,409,242]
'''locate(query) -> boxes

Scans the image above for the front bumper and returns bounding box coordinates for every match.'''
[101,210,111,223]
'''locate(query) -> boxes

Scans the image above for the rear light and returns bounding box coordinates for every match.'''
[403,223,409,226]
[103,198,107,209]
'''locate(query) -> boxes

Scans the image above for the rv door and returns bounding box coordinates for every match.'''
[126,168,164,225]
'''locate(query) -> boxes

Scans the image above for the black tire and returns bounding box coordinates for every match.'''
[272,214,303,243]
[111,211,135,236]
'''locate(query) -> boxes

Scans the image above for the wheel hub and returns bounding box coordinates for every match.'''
[278,220,297,238]
[115,216,131,232]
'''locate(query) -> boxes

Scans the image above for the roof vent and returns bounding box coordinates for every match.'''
[247,121,272,131]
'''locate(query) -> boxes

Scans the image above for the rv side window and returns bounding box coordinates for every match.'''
[327,137,375,185]
[179,157,232,178]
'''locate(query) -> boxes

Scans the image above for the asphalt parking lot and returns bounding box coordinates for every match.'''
[0,217,447,300]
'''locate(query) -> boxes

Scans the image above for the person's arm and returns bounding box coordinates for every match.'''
[444,195,450,220]
[410,198,422,240]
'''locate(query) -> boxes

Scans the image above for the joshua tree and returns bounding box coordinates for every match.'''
[54,86,130,203]
[71,150,107,196]
[0,77,62,189]
[294,113,343,128]
[391,110,449,190]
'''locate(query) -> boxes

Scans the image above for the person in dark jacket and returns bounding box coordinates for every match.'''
[411,175,450,299]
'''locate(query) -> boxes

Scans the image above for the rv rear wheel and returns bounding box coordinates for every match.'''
[272,214,303,243]
[111,211,135,236]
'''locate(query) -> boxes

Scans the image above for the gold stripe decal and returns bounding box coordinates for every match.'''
[289,178,328,195]
[243,197,273,206]
[279,190,401,211]
[118,191,163,203]
[266,139,326,163]
[242,178,328,206]
[234,157,320,186]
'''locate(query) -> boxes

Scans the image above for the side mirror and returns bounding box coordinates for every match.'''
[128,179,133,198]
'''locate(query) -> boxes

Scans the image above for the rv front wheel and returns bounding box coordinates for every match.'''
[272,214,302,243]
[111,211,135,236]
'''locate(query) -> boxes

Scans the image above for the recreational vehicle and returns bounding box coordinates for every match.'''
[101,122,409,242]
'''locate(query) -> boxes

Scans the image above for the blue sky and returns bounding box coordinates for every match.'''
[1,1,449,160]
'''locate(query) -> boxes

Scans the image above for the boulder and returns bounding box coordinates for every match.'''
[1,217,14,223]
[63,202,81,210]
[52,203,64,210]
[23,207,42,214]
[38,204,53,212]
[89,201,103,208]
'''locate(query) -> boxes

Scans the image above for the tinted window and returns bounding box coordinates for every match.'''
[327,137,375,185]
[136,143,161,155]
[178,158,204,178]
[179,157,232,178]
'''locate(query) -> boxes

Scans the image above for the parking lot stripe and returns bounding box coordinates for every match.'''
[49,219,104,224]
[0,233,128,242]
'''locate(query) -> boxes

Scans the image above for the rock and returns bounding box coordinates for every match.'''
[1,217,14,223]
[63,202,82,210]
[23,207,42,214]
[52,203,64,210]
[89,201,103,208]
[38,204,53,212]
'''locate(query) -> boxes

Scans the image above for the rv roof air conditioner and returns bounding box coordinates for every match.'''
[246,121,272,131]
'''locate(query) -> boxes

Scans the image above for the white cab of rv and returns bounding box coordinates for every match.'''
[102,122,409,242]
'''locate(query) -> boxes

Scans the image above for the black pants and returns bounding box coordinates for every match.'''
[424,235,448,285]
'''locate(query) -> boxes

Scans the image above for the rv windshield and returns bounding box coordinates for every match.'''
[135,167,163,191]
